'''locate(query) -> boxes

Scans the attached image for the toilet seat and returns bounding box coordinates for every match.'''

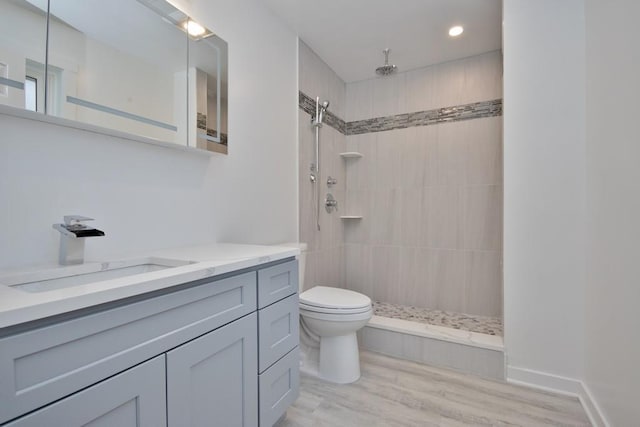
[299,306,373,322]
[300,286,371,312]
[299,302,372,315]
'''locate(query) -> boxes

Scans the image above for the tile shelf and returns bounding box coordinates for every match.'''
[339,152,363,159]
[340,152,363,219]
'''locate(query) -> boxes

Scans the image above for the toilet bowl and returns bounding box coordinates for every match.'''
[277,243,372,384]
[299,286,372,384]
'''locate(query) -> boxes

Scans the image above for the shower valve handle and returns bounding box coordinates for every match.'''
[325,193,338,213]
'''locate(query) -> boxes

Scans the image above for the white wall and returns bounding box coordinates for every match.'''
[0,0,298,268]
[584,0,640,424]
[503,0,586,381]
[177,0,299,245]
[505,1,640,423]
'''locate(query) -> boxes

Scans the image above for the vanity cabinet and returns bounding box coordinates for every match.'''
[0,258,299,427]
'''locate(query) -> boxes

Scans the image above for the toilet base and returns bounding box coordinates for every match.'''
[319,333,361,384]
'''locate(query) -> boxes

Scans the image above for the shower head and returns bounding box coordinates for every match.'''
[376,48,397,76]
[315,99,330,126]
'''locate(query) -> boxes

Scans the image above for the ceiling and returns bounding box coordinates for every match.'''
[264,0,502,83]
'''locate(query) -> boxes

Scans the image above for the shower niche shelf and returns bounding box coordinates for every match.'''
[340,216,363,220]
[339,152,363,159]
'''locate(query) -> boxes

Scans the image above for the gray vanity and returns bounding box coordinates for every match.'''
[0,250,300,426]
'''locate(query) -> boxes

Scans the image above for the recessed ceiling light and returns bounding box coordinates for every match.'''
[185,20,206,37]
[449,26,464,37]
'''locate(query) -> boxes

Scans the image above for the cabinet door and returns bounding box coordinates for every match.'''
[5,355,166,427]
[167,313,258,427]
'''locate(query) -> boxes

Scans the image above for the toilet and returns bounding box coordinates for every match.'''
[299,286,372,383]
[280,242,372,384]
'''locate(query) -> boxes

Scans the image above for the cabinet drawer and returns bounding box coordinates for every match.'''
[258,294,299,373]
[259,347,299,427]
[5,355,166,427]
[257,260,298,308]
[0,272,257,424]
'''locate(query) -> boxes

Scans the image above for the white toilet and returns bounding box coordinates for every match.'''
[299,286,372,384]
[281,242,372,384]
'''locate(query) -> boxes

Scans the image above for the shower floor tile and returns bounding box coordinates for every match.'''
[372,301,503,336]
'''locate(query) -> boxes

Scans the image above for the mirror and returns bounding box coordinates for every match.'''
[0,0,228,154]
[190,34,228,154]
[0,0,47,112]
[47,0,188,144]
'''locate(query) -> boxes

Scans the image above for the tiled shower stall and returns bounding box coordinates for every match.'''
[298,41,503,371]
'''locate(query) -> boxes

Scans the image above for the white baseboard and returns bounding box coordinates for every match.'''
[507,365,609,427]
[579,382,610,427]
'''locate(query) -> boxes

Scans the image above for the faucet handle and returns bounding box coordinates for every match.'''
[63,215,94,227]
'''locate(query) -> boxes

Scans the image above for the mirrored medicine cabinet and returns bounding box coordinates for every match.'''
[0,0,228,154]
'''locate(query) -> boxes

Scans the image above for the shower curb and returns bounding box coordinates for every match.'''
[360,317,504,380]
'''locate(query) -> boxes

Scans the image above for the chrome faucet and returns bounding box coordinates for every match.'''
[53,216,105,265]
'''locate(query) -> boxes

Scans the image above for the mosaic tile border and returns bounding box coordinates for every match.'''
[348,99,502,135]
[298,90,502,136]
[298,91,347,134]
[197,112,228,146]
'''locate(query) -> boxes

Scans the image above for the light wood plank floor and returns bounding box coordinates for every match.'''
[277,351,590,427]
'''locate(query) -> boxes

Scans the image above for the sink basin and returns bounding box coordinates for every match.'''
[3,257,194,293]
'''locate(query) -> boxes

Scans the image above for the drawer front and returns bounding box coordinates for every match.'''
[0,272,257,424]
[259,347,300,427]
[5,355,166,427]
[258,294,299,373]
[257,260,298,308]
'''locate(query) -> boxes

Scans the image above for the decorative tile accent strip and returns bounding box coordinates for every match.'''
[206,128,228,146]
[298,91,347,134]
[347,99,503,135]
[373,301,503,336]
[197,112,207,130]
[298,90,502,136]
[197,112,228,145]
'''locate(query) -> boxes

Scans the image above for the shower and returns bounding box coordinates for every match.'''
[375,48,397,76]
[310,97,330,230]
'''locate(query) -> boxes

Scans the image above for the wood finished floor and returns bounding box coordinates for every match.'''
[277,351,590,427]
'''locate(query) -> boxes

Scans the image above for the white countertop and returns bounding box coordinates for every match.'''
[0,243,300,330]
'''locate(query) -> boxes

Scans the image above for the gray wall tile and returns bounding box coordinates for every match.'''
[464,185,503,251]
[300,49,502,318]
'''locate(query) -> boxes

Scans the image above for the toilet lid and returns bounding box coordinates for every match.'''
[299,286,371,310]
